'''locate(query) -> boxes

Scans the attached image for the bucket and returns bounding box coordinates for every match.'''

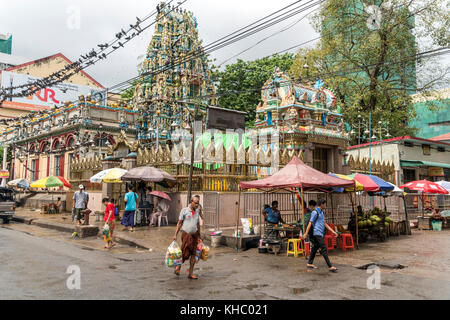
[210,235,222,248]
[432,220,442,231]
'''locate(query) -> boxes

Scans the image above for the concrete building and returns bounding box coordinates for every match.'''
[0,53,104,121]
[347,136,450,185]
[409,88,450,139]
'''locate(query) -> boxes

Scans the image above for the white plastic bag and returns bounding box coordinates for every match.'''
[165,241,182,267]
[241,218,251,235]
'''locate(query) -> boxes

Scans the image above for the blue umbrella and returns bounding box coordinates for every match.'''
[7,178,30,189]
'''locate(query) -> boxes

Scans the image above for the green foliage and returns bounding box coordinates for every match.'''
[120,79,141,101]
[214,53,295,125]
[0,146,12,165]
[290,0,449,143]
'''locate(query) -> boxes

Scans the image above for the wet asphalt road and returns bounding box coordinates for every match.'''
[1,222,450,300]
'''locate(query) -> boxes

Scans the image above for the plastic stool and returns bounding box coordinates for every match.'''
[296,239,306,257]
[304,241,310,255]
[340,234,355,251]
[287,239,302,257]
[324,235,337,251]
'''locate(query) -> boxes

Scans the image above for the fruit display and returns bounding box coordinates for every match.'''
[357,207,393,230]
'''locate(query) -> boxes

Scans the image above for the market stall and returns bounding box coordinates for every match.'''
[329,172,410,242]
[238,157,355,254]
[121,166,176,226]
[400,180,449,231]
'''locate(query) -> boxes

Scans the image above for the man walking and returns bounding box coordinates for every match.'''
[123,185,138,232]
[302,199,338,272]
[72,185,89,225]
[173,195,201,279]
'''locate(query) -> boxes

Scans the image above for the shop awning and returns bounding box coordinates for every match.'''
[401,160,450,169]
[400,160,423,167]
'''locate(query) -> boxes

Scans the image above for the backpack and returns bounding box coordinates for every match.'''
[305,209,319,237]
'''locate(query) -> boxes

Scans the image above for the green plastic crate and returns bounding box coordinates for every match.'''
[432,220,442,231]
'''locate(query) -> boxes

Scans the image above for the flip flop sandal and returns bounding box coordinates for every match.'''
[329,267,338,273]
[174,268,181,276]
[188,274,198,280]
[306,265,318,269]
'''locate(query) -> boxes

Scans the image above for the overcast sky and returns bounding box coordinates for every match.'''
[1,0,448,93]
[0,0,318,91]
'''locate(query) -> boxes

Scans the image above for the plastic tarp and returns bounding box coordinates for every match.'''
[239,157,355,191]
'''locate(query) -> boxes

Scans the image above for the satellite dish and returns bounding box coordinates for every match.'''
[365,5,383,31]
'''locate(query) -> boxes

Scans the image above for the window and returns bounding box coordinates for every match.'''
[31,160,36,180]
[54,156,60,176]
[313,148,328,173]
[404,141,413,147]
[438,147,445,152]
[422,144,431,156]
[403,169,416,183]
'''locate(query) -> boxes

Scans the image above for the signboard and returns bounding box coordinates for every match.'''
[207,107,246,131]
[428,167,444,177]
[1,71,104,109]
[0,170,9,178]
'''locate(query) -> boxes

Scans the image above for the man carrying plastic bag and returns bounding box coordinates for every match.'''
[172,195,202,279]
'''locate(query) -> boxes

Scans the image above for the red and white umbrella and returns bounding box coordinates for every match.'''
[399,180,449,217]
[149,191,171,201]
[399,180,449,194]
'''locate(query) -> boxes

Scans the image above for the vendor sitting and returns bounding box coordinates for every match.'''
[262,201,285,225]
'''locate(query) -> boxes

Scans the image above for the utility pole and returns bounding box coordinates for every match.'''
[368,112,373,208]
[1,144,7,187]
[186,104,198,206]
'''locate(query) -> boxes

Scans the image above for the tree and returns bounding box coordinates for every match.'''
[214,53,295,125]
[120,79,141,102]
[290,0,450,142]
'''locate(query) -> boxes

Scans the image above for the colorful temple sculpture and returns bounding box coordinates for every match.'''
[132,2,216,144]
[0,2,368,224]
[0,95,138,194]
[254,67,349,173]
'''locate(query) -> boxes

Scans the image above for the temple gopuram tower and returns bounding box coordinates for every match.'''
[255,67,350,174]
[132,2,216,143]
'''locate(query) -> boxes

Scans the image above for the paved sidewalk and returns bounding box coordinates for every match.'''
[12,208,231,254]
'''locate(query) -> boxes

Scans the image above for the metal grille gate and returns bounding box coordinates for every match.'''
[202,192,220,230]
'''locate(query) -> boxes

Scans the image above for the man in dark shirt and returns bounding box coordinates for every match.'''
[262,201,285,225]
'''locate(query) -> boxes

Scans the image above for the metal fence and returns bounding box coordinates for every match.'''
[241,191,424,231]
[202,192,220,230]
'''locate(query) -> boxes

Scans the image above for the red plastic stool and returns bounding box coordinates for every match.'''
[324,234,337,251]
[340,234,355,251]
[325,223,336,236]
[302,240,311,256]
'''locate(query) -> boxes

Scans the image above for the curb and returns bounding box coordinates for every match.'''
[12,216,37,225]
[12,216,149,250]
[31,220,75,233]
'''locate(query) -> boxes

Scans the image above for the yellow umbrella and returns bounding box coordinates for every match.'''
[328,173,364,192]
[97,168,128,183]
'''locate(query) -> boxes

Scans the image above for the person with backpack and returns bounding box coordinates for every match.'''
[302,199,338,272]
[122,185,138,232]
[302,200,317,239]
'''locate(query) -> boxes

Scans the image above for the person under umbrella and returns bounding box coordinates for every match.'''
[150,191,171,226]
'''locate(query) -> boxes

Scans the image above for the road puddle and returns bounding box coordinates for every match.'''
[245,284,268,290]
[291,287,310,295]
[117,258,133,262]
